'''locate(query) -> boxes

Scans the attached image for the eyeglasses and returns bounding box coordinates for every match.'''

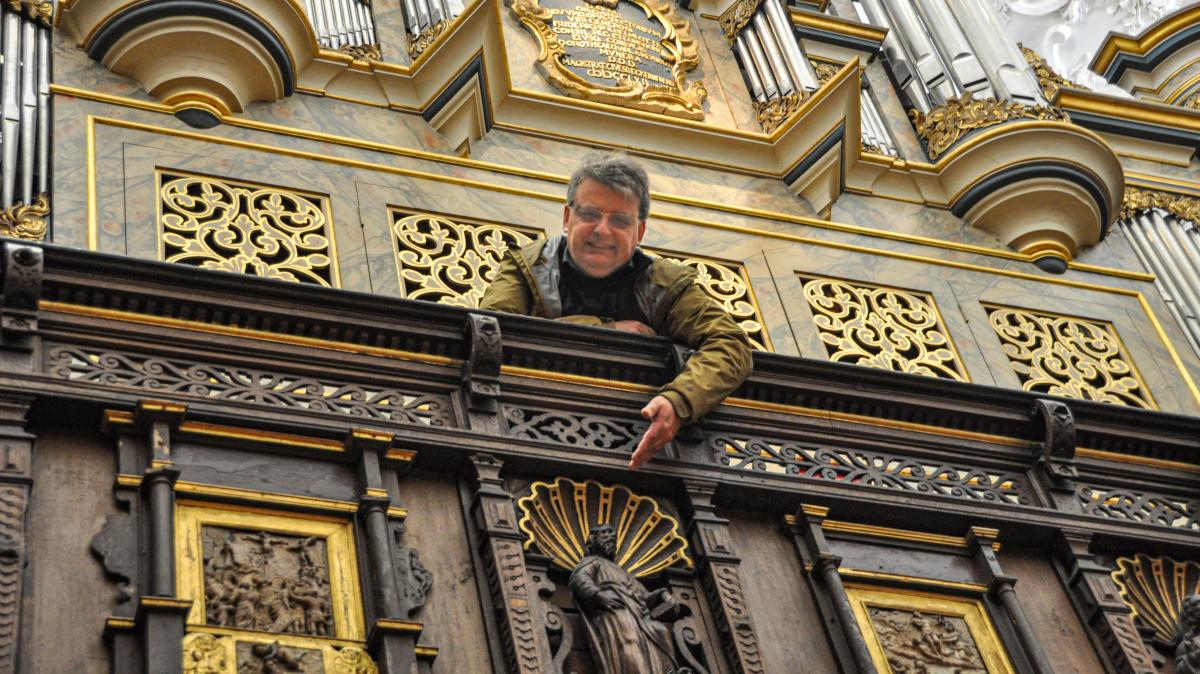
[569,204,640,231]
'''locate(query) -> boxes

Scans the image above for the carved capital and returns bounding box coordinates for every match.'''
[463,313,502,417]
[0,242,42,350]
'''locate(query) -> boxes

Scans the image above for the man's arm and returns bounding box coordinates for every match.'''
[629,276,752,469]
[479,253,533,314]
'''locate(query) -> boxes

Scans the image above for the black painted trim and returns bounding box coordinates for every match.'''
[87,0,295,96]
[1101,23,1200,82]
[422,55,493,130]
[1066,110,1200,150]
[793,25,881,54]
[783,124,844,185]
[950,161,1111,238]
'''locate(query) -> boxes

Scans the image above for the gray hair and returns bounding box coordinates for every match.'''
[566,153,650,221]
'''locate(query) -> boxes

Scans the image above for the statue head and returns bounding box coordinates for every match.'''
[585,523,618,560]
[1181,594,1200,638]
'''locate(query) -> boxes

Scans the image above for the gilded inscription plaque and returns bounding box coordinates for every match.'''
[512,0,707,118]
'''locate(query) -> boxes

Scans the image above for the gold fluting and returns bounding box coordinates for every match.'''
[158,172,338,287]
[406,21,446,59]
[511,0,707,119]
[800,276,968,382]
[516,477,693,577]
[649,249,772,351]
[909,91,1068,160]
[754,91,808,133]
[390,211,542,308]
[1122,185,1200,222]
[183,633,232,674]
[808,58,843,87]
[0,192,48,241]
[5,0,51,27]
[1020,45,1083,100]
[341,43,383,62]
[984,305,1154,408]
[1112,553,1200,646]
[718,0,763,42]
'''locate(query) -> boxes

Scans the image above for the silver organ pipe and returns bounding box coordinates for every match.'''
[876,0,959,105]
[752,12,795,95]
[944,0,1043,105]
[743,27,781,100]
[1120,211,1200,357]
[0,1,51,236]
[910,0,991,97]
[762,0,818,91]
[302,0,379,52]
[856,0,932,112]
[735,36,768,103]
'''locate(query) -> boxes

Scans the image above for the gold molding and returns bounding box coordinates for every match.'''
[511,0,706,119]
[841,571,989,594]
[846,583,1016,673]
[1091,6,1200,76]
[1058,88,1200,134]
[911,92,1068,160]
[175,500,366,640]
[1122,185,1200,221]
[821,520,1001,552]
[67,101,1152,281]
[788,7,887,45]
[115,475,363,514]
[0,192,48,241]
[1076,447,1200,474]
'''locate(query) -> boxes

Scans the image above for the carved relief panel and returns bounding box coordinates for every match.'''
[157,171,340,288]
[983,303,1155,408]
[798,275,968,381]
[176,502,373,673]
[847,585,1015,674]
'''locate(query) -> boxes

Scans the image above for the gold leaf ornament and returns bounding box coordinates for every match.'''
[1122,186,1200,222]
[517,477,692,577]
[0,192,48,241]
[1112,553,1200,645]
[183,633,232,674]
[909,91,1067,160]
[718,0,763,42]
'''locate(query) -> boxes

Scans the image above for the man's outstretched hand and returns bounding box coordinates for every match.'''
[630,395,683,470]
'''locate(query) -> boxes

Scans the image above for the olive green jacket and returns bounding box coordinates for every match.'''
[479,236,753,421]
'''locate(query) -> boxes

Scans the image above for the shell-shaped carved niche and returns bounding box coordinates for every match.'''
[1112,553,1200,645]
[517,478,692,578]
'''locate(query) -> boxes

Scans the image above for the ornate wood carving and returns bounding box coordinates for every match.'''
[800,275,968,381]
[202,526,334,637]
[1179,595,1200,674]
[0,194,47,241]
[46,345,451,427]
[910,91,1067,160]
[715,433,1033,505]
[1077,485,1199,531]
[1112,554,1200,646]
[237,641,324,673]
[866,608,987,671]
[1032,399,1077,486]
[984,304,1154,408]
[1122,186,1200,222]
[468,454,551,673]
[390,523,434,616]
[648,249,771,351]
[504,406,647,451]
[1,242,41,351]
[157,171,338,287]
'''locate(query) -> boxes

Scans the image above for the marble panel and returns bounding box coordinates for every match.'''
[372,0,414,66]
[1117,153,1200,182]
[695,15,757,132]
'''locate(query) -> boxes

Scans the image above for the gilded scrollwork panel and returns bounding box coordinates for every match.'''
[799,275,968,381]
[157,171,339,287]
[648,248,772,351]
[390,209,544,308]
[983,304,1155,409]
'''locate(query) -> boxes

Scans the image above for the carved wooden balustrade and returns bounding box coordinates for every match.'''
[2,240,1198,673]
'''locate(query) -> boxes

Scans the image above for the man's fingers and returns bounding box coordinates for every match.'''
[630,419,668,470]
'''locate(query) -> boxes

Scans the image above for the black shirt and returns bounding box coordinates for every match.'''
[559,246,653,323]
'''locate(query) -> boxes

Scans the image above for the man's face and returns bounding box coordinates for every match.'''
[563,178,646,278]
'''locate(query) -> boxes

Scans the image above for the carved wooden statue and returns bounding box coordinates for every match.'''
[1178,594,1200,674]
[569,524,693,674]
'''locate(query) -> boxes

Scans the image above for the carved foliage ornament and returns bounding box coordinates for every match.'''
[158,172,338,287]
[801,276,968,382]
[4,0,50,28]
[0,193,47,241]
[511,0,707,119]
[716,434,1032,504]
[984,305,1154,408]
[340,43,383,62]
[517,477,693,577]
[1020,45,1084,100]
[648,249,771,351]
[909,91,1067,161]
[717,0,762,42]
[1182,90,1200,111]
[1122,186,1200,222]
[182,633,379,674]
[391,211,542,308]
[754,91,808,134]
[407,21,446,59]
[1111,553,1200,646]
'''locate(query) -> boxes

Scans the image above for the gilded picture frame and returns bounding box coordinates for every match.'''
[846,583,1016,674]
[510,0,708,119]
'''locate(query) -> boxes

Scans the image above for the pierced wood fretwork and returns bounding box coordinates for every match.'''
[503,405,647,451]
[45,344,452,427]
[984,304,1154,409]
[800,275,967,381]
[1078,485,1200,531]
[158,171,338,287]
[714,434,1032,505]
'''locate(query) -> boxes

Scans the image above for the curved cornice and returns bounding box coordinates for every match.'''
[1091,5,1200,82]
[85,0,296,96]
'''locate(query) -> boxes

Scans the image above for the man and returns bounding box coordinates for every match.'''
[480,153,752,470]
